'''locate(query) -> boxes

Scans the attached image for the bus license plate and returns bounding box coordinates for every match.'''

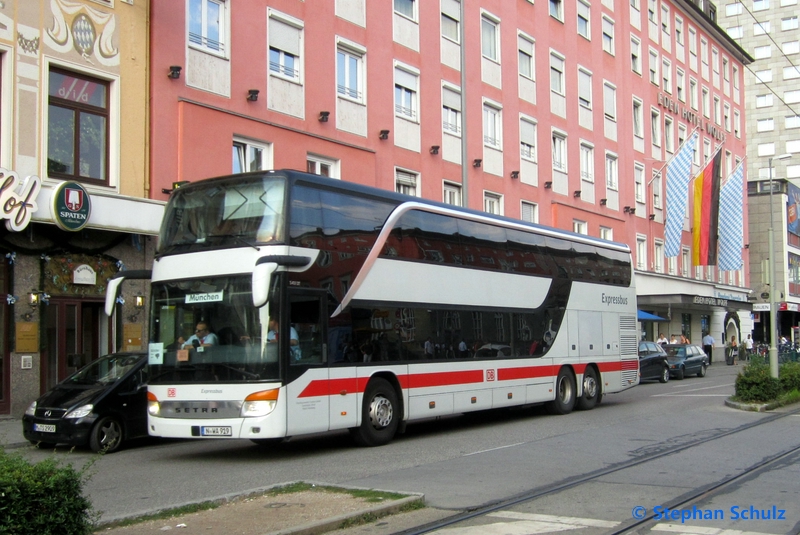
[34,424,56,433]
[201,426,232,437]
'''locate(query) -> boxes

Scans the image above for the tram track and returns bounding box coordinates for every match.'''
[398,406,800,535]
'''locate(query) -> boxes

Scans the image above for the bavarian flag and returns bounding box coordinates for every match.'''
[692,150,722,266]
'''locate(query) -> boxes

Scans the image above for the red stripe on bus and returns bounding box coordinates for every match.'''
[597,360,639,372]
[497,366,557,381]
[408,370,484,388]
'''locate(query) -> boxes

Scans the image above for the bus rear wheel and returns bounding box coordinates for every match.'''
[576,367,601,411]
[351,378,399,447]
[545,368,576,415]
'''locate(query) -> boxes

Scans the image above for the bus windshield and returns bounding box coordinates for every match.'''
[148,275,278,384]
[159,175,286,254]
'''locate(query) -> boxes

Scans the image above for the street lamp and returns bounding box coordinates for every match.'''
[768,153,792,378]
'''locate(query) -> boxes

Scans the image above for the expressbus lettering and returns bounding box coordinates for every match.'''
[601,293,628,306]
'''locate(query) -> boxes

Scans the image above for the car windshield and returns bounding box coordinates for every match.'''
[67,355,143,386]
[667,347,687,358]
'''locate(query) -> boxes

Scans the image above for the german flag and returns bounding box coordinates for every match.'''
[692,150,722,266]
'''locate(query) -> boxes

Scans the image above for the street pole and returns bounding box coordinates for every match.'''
[768,154,791,378]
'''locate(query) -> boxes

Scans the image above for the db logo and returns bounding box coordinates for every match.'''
[168,388,177,397]
[486,369,496,382]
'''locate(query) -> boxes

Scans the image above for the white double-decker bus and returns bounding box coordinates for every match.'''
[108,170,638,447]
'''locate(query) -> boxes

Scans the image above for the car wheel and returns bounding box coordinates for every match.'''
[576,367,600,411]
[546,367,577,415]
[659,366,670,383]
[675,367,685,380]
[89,416,123,453]
[697,364,707,377]
[350,378,399,447]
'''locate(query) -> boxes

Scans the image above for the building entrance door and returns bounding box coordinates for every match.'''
[42,298,109,393]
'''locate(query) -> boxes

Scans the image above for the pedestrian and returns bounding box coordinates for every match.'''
[670,334,678,344]
[745,334,754,359]
[656,332,668,346]
[702,332,715,365]
[727,335,738,365]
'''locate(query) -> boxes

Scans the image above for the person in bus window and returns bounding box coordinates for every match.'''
[179,322,218,349]
[267,317,301,360]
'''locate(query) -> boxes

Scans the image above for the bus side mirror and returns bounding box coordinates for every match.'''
[105,277,125,317]
[252,262,278,308]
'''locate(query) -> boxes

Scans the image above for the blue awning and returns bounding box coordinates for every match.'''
[638,309,668,322]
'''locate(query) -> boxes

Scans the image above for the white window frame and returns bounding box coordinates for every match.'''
[606,151,619,190]
[520,116,537,161]
[442,84,462,136]
[394,63,419,121]
[634,162,645,202]
[481,12,500,63]
[549,0,564,22]
[306,154,339,178]
[268,11,303,82]
[189,0,227,57]
[484,191,503,215]
[602,16,615,55]
[395,167,419,196]
[631,35,642,75]
[336,38,365,103]
[603,81,617,121]
[521,200,538,223]
[552,130,567,172]
[577,1,591,40]
[633,97,644,139]
[233,137,270,173]
[483,100,503,149]
[580,142,594,183]
[443,181,462,206]
[394,0,417,21]
[550,52,565,95]
[578,67,593,109]
[518,33,535,80]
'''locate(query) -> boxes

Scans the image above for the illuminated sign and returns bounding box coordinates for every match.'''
[0,168,42,232]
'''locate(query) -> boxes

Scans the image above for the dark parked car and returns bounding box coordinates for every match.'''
[23,353,148,453]
[638,341,670,383]
[663,344,709,379]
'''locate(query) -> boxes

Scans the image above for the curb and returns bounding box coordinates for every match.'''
[724,398,784,412]
[96,481,424,532]
[263,494,425,535]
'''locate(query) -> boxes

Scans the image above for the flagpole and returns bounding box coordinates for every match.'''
[648,127,701,222]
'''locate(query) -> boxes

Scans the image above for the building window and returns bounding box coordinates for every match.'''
[636,236,647,270]
[306,155,337,178]
[518,34,535,79]
[689,78,698,109]
[520,118,537,161]
[394,66,418,120]
[664,116,674,153]
[661,5,670,36]
[662,59,672,93]
[756,94,773,107]
[602,16,615,55]
[483,102,502,149]
[600,226,613,241]
[603,82,616,120]
[652,169,662,208]
[702,87,710,116]
[753,0,769,10]
[521,201,538,223]
[481,13,499,62]
[787,115,800,129]
[580,142,594,183]
[395,168,418,196]
[724,104,731,131]
[734,110,741,137]
[675,16,684,45]
[634,163,645,202]
[549,0,563,21]
[189,0,226,55]
[442,85,462,135]
[784,66,800,80]
[443,181,462,206]
[681,248,690,277]
[713,96,721,125]
[755,70,773,83]
[573,220,588,235]
[676,69,685,101]
[754,21,770,35]
[336,43,364,101]
[606,152,618,190]
[633,98,644,139]
[651,108,661,147]
[784,41,800,55]
[578,68,592,109]
[550,53,565,95]
[441,2,460,42]
[654,241,664,273]
[649,49,659,85]
[394,0,416,20]
[631,36,642,74]
[552,131,567,172]
[47,68,109,185]
[269,14,302,81]
[484,192,503,215]
[577,1,591,39]
[233,139,269,173]
[726,2,743,15]
[754,45,771,60]
[727,26,743,39]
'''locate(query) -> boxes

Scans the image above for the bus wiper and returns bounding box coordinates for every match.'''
[207,233,260,251]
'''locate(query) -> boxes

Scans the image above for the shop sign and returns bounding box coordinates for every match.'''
[0,168,42,232]
[657,93,726,142]
[693,296,728,307]
[53,181,92,231]
[752,303,770,312]
[73,264,97,285]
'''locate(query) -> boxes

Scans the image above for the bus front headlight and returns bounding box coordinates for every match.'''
[241,389,279,418]
[147,391,160,416]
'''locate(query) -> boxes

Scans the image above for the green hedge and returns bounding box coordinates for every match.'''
[735,360,799,403]
[0,449,95,535]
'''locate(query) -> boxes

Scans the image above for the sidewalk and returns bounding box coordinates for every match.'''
[1,416,452,535]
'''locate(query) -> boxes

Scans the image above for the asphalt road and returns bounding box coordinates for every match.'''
[17,363,800,533]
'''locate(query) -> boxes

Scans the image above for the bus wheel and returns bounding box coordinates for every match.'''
[545,368,576,415]
[576,367,600,411]
[351,378,399,447]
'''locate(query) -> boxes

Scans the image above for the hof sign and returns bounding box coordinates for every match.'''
[52,181,91,231]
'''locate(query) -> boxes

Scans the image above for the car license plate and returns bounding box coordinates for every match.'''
[34,423,56,433]
[200,426,232,436]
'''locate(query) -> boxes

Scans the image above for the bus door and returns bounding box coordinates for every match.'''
[285,289,330,436]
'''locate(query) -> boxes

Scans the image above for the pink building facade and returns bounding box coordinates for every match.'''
[149,0,753,349]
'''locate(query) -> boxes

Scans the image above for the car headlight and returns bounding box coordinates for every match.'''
[241,389,279,418]
[25,401,37,417]
[65,404,93,419]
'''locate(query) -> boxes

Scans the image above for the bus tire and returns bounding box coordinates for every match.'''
[545,367,576,415]
[576,367,600,411]
[351,378,399,447]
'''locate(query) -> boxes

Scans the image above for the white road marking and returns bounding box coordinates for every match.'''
[651,522,782,535]
[488,511,619,527]
[430,511,619,534]
[463,442,525,456]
